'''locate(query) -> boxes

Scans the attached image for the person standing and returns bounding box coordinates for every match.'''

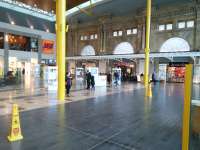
[66,72,72,97]
[151,72,156,82]
[107,72,112,86]
[86,70,91,89]
[91,75,95,90]
[22,68,25,75]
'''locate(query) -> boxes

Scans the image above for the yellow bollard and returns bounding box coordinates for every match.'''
[144,0,152,87]
[56,0,66,101]
[182,64,193,150]
[7,104,23,142]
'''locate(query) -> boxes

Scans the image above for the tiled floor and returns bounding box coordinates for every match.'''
[0,78,199,150]
[0,78,143,116]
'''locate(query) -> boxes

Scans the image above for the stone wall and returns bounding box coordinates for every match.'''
[67,1,200,57]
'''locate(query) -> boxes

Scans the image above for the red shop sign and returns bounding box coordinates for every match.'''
[42,40,54,54]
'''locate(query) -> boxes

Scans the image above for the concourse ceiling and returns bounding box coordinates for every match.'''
[68,0,192,23]
[17,0,88,11]
[7,0,193,22]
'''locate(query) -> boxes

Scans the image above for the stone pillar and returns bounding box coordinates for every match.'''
[137,23,143,51]
[4,33,9,75]
[99,24,103,54]
[103,24,107,54]
[142,21,146,50]
[75,31,79,55]
[73,23,79,56]
[38,37,42,64]
[99,16,110,54]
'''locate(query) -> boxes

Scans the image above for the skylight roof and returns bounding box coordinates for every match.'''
[0,0,107,22]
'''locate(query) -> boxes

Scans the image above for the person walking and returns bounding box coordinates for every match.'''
[66,72,72,97]
[114,71,119,86]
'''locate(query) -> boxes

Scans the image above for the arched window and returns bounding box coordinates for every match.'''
[160,37,190,52]
[113,42,134,54]
[81,45,95,56]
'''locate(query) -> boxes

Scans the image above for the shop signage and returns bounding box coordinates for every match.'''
[42,40,54,54]
[114,62,134,67]
[169,62,187,67]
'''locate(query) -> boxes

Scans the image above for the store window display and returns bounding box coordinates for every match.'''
[167,66,185,83]
[8,34,31,51]
[7,34,39,52]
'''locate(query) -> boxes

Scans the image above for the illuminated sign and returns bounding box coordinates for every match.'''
[42,40,54,54]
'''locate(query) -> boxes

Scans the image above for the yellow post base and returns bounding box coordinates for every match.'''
[8,135,23,142]
[7,104,23,142]
[145,83,152,97]
[147,84,152,97]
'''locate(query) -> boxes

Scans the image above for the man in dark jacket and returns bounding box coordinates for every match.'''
[66,72,72,97]
[86,70,91,89]
[91,75,95,90]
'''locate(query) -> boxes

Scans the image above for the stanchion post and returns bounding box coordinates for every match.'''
[56,0,66,101]
[182,64,193,150]
[144,0,152,87]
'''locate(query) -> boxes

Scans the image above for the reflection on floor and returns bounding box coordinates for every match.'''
[0,80,199,150]
[0,78,143,116]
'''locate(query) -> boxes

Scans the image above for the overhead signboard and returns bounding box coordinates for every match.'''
[42,40,54,54]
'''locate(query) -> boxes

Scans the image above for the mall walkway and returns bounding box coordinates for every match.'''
[0,83,194,150]
[0,78,143,116]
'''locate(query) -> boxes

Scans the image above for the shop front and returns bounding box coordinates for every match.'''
[158,64,186,83]
[167,65,185,83]
[8,56,38,76]
[113,61,136,82]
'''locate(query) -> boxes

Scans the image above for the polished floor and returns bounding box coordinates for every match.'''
[0,80,199,150]
[0,78,143,116]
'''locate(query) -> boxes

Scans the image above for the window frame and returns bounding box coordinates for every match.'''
[186,20,194,28]
[178,21,186,29]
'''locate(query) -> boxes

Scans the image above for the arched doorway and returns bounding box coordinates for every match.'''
[79,45,97,80]
[160,37,190,52]
[81,45,96,56]
[113,42,136,81]
[113,42,134,54]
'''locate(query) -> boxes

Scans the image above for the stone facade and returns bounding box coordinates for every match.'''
[67,2,200,57]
